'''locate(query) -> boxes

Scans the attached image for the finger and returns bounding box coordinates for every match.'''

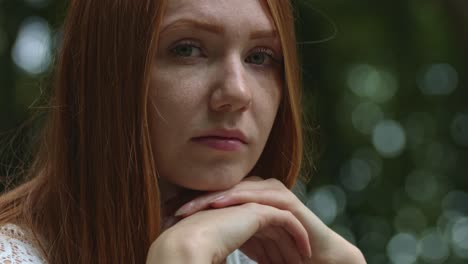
[240,237,270,264]
[212,203,312,258]
[175,196,218,217]
[256,227,286,264]
[207,186,331,249]
[242,176,264,182]
[179,179,331,257]
[247,203,312,258]
[181,179,291,216]
[209,189,292,211]
[262,227,305,264]
[171,203,311,262]
[175,178,265,217]
[260,239,276,264]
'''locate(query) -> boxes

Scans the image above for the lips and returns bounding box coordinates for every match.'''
[191,129,248,151]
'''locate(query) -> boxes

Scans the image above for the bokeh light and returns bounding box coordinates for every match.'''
[347,64,398,103]
[11,16,52,75]
[306,185,347,225]
[352,148,383,180]
[451,217,468,259]
[339,158,372,192]
[372,120,406,158]
[437,211,464,243]
[387,233,418,264]
[418,228,450,263]
[418,63,458,95]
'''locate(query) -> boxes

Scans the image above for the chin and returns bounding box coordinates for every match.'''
[189,179,242,191]
[176,172,246,191]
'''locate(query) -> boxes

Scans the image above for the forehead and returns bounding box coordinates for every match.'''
[161,0,276,33]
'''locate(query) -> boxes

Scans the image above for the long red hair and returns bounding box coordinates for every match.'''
[0,0,302,263]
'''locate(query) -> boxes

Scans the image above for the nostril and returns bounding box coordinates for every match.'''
[217,104,233,112]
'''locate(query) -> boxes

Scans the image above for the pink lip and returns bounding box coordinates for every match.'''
[191,129,248,151]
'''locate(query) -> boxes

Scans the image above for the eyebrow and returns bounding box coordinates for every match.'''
[160,18,278,39]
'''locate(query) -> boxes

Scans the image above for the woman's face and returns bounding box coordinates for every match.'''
[149,0,283,191]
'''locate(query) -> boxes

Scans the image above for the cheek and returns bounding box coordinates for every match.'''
[149,65,211,128]
[151,69,198,109]
[148,68,191,150]
[254,74,282,128]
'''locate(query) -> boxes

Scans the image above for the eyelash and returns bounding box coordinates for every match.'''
[247,47,282,66]
[170,40,204,57]
[169,40,282,66]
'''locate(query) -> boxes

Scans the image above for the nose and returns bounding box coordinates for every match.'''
[209,55,252,113]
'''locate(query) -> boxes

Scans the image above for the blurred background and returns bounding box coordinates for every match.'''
[0,0,467,263]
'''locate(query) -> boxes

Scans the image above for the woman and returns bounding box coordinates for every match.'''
[0,0,366,263]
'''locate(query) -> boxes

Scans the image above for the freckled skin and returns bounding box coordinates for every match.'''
[146,4,368,263]
[149,0,283,191]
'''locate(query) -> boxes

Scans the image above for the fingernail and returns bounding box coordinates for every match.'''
[174,201,194,217]
[209,195,225,204]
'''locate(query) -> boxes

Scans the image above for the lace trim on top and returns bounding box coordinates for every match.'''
[0,224,46,264]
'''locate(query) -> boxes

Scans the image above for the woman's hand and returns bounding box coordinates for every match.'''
[174,177,367,264]
[146,202,312,264]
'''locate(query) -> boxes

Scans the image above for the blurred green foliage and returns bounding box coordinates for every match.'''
[1,0,467,263]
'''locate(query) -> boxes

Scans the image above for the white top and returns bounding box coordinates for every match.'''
[0,224,46,263]
[0,224,255,264]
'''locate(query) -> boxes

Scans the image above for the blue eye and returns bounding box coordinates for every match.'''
[245,48,281,66]
[246,52,267,65]
[171,42,203,57]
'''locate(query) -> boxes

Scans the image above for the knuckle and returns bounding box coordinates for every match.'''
[244,175,263,181]
[280,210,295,222]
[241,202,261,212]
[266,178,285,189]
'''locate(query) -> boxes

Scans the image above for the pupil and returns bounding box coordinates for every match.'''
[252,53,265,64]
[177,45,192,56]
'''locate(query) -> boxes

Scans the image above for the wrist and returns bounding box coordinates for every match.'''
[320,232,367,264]
[146,229,211,264]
